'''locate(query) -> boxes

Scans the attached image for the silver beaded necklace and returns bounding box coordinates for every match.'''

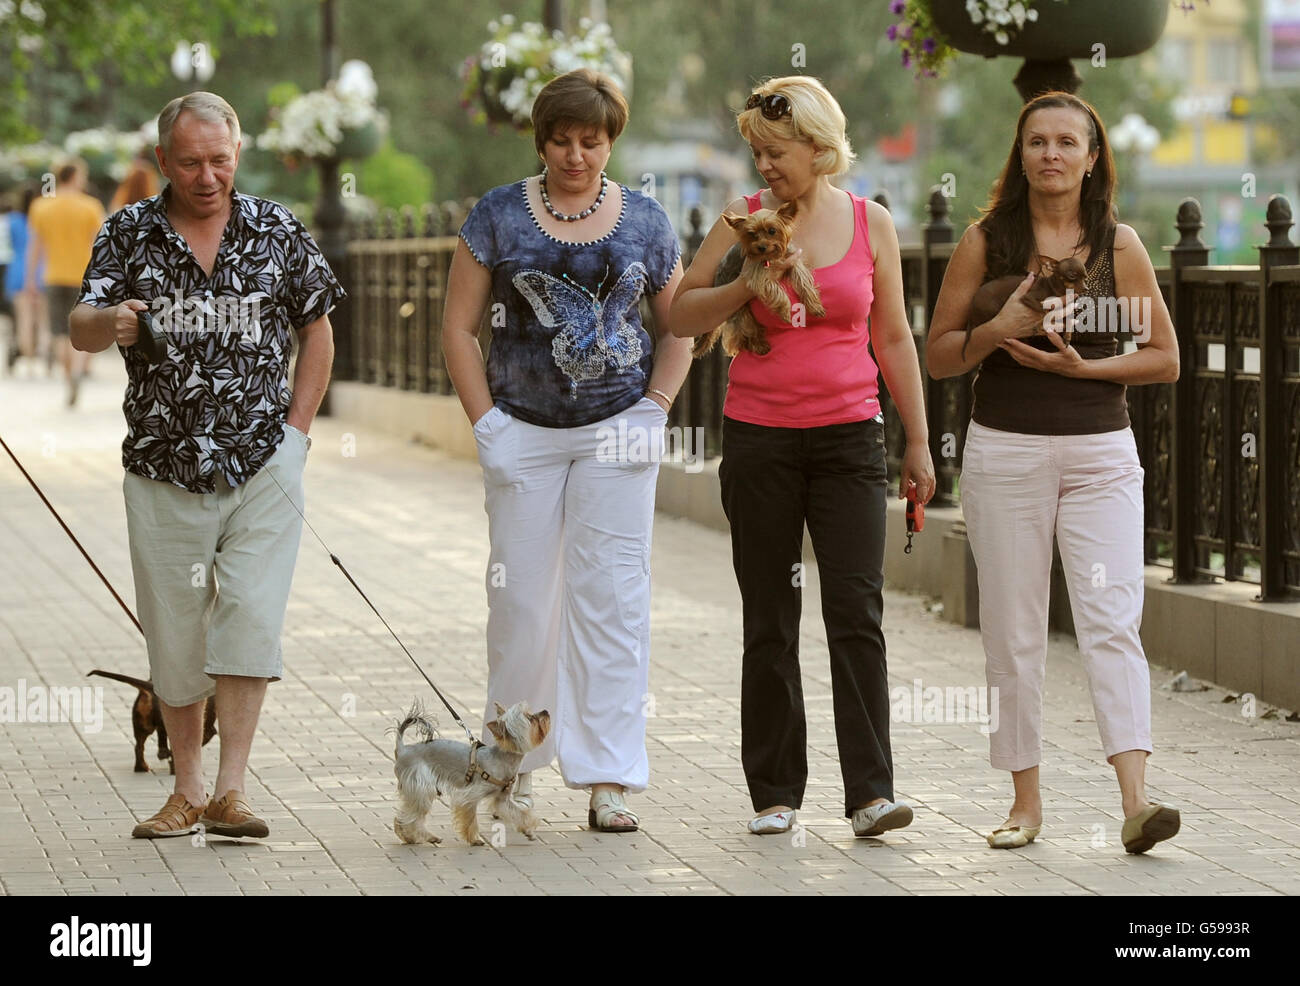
[539,166,608,222]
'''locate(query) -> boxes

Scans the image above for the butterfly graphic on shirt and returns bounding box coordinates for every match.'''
[512,262,646,398]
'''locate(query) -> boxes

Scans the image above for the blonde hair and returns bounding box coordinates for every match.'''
[737,76,855,177]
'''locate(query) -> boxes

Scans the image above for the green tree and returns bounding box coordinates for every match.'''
[0,0,275,142]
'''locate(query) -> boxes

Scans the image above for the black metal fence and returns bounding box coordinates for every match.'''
[342,194,1300,600]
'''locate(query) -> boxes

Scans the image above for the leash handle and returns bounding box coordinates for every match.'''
[904,481,925,555]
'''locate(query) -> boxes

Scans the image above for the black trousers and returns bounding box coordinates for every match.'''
[719,414,893,817]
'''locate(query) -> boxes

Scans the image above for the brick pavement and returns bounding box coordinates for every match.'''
[1,352,1297,895]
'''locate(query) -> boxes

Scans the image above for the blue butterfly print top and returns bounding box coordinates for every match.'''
[458,179,680,428]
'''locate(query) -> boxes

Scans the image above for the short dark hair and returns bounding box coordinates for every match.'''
[56,158,87,185]
[531,68,628,156]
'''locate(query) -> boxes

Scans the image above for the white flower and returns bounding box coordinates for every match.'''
[995,29,1009,44]
[259,79,382,159]
[1027,8,1038,20]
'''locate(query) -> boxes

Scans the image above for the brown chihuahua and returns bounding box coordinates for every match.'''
[87,670,217,774]
[693,199,825,358]
[963,255,1089,360]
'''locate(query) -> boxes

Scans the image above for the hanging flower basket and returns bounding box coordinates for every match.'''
[336,119,382,160]
[258,77,387,167]
[888,0,1176,77]
[460,16,632,132]
[929,0,1170,60]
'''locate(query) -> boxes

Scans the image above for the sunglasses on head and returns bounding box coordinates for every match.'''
[745,92,792,120]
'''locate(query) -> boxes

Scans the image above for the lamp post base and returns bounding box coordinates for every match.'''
[1013,58,1083,102]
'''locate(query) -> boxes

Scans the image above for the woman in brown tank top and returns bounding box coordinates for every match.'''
[926,92,1182,855]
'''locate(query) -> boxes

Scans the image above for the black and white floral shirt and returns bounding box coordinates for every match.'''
[79,186,344,493]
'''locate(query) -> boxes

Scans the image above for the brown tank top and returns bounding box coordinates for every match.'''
[970,225,1129,435]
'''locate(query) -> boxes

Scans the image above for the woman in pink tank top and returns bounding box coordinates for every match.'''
[670,76,935,839]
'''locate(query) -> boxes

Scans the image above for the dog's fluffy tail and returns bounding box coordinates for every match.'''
[393,702,437,756]
[87,669,153,693]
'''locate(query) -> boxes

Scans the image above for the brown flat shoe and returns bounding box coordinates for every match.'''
[1122,802,1180,854]
[132,793,204,839]
[200,790,269,838]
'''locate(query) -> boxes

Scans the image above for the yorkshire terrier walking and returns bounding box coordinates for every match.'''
[692,199,825,358]
[391,700,551,846]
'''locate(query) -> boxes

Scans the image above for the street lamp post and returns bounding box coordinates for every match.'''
[1110,112,1160,222]
[170,41,215,92]
[316,0,354,384]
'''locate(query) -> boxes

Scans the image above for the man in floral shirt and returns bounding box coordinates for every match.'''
[70,92,344,840]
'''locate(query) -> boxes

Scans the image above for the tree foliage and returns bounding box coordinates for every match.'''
[0,0,275,142]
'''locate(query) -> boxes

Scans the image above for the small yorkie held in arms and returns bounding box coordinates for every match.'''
[962,255,1089,360]
[693,199,825,358]
[391,700,551,847]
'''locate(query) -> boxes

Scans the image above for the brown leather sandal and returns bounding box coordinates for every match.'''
[200,790,269,838]
[131,793,204,839]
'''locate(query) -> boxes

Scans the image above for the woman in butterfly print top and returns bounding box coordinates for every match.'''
[444,69,692,833]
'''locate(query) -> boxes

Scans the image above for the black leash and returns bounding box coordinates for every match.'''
[0,432,145,637]
[0,424,478,744]
[261,465,477,743]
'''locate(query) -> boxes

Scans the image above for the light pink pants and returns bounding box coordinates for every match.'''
[960,421,1153,771]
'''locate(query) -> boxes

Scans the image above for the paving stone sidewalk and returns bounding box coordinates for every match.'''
[1,352,1297,896]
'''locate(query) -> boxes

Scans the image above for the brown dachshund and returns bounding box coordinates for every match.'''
[963,256,1089,360]
[87,670,216,773]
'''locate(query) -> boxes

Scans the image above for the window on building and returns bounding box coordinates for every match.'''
[1159,38,1193,79]
[1207,39,1242,86]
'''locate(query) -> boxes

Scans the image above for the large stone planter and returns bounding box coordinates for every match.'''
[930,0,1172,99]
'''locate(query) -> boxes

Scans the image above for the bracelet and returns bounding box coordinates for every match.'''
[647,387,674,409]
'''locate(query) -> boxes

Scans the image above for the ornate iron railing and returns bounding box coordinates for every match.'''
[341,193,1300,598]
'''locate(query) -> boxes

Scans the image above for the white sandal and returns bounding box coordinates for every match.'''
[748,809,796,835]
[588,788,638,832]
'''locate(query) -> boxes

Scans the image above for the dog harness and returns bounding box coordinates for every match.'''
[465,740,517,790]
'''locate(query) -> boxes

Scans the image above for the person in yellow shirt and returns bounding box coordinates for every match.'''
[26,159,105,406]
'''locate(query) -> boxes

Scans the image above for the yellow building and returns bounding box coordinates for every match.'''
[1150,0,1267,169]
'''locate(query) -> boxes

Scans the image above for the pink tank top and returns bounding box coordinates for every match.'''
[723,189,880,428]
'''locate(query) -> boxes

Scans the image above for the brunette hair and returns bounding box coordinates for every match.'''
[979,91,1116,277]
[531,68,629,156]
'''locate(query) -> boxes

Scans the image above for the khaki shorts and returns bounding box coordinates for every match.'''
[123,424,310,706]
